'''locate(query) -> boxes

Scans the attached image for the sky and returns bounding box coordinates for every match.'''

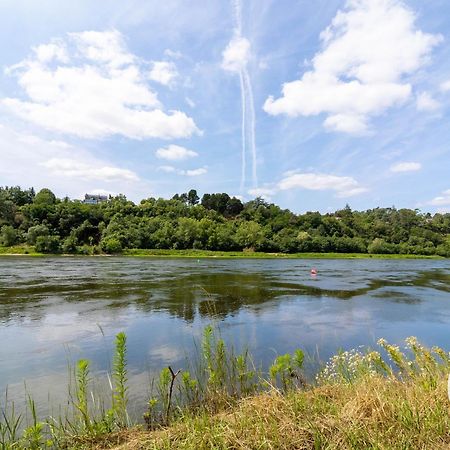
[0,0,449,214]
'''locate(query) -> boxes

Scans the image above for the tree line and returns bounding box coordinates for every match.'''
[0,186,449,256]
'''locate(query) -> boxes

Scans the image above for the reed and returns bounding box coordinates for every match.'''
[112,332,129,428]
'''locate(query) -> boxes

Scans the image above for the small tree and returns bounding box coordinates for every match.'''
[34,188,56,205]
[26,225,49,245]
[35,235,61,253]
[0,225,17,246]
[187,189,199,206]
[101,237,123,254]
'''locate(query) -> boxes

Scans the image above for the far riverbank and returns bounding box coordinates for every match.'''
[0,245,445,259]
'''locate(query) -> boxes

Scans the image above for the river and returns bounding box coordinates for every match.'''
[0,256,449,418]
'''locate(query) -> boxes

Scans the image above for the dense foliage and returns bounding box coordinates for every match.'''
[0,186,449,256]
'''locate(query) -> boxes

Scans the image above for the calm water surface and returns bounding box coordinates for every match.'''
[0,256,449,417]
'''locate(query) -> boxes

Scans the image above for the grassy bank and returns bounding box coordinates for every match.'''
[0,245,444,259]
[123,249,444,259]
[106,373,450,450]
[0,245,43,256]
[1,329,449,449]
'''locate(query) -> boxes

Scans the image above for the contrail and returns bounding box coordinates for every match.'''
[239,71,247,192]
[232,0,242,35]
[243,68,257,188]
[231,0,258,191]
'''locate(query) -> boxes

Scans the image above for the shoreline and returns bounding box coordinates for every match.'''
[0,248,445,259]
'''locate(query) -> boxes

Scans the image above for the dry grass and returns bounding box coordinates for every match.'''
[98,372,450,450]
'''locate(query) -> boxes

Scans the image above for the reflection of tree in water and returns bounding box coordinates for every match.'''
[130,272,283,322]
[0,267,449,324]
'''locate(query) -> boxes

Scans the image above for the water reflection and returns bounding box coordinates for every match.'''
[1,258,448,324]
[0,256,449,417]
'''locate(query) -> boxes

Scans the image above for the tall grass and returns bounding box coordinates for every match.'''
[0,330,449,449]
[112,332,129,428]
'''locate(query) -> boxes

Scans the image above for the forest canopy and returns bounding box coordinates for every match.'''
[0,186,449,256]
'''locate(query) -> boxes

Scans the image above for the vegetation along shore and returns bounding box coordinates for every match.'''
[0,186,449,257]
[0,328,449,449]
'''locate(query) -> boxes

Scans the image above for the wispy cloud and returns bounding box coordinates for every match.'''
[247,187,275,200]
[416,92,440,112]
[0,124,147,199]
[41,158,139,181]
[155,144,198,161]
[248,171,367,199]
[390,161,422,173]
[428,189,450,207]
[158,165,207,176]
[440,80,450,92]
[278,172,368,198]
[148,60,178,86]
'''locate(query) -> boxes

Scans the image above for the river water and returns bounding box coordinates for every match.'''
[0,256,449,417]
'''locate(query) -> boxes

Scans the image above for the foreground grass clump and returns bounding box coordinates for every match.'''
[94,337,450,450]
[122,372,449,450]
[1,333,449,449]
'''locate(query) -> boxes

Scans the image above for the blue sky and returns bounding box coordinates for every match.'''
[0,0,449,213]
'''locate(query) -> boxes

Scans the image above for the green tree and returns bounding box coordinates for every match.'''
[101,237,123,254]
[34,188,57,205]
[235,221,264,250]
[35,235,61,253]
[0,225,18,246]
[26,225,50,245]
[187,189,200,206]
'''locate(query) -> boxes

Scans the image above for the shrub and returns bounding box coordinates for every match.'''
[101,237,123,254]
[0,225,17,246]
[35,235,61,253]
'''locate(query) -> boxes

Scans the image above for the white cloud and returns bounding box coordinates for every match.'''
[88,188,116,197]
[440,80,450,92]
[185,167,207,176]
[158,165,177,173]
[33,41,68,64]
[148,61,178,86]
[3,30,198,140]
[164,49,183,59]
[0,124,149,200]
[278,172,368,198]
[428,189,450,207]
[264,0,442,134]
[390,161,422,173]
[185,97,196,108]
[324,113,368,134]
[157,165,207,176]
[247,187,275,200]
[155,144,198,161]
[247,171,367,199]
[416,92,440,112]
[221,36,250,73]
[41,158,139,181]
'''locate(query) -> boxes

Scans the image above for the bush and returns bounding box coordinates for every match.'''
[0,225,18,246]
[101,237,123,254]
[35,235,61,253]
[26,225,49,245]
[368,238,398,254]
[436,243,450,257]
[62,235,78,253]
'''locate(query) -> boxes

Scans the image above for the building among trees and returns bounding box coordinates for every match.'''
[83,194,108,205]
